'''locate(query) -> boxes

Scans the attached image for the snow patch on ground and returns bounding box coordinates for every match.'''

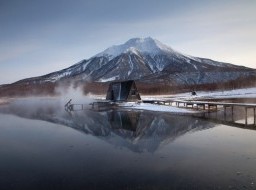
[88,87,256,101]
[174,87,256,100]
[120,102,198,114]
[140,87,256,100]
[86,87,256,114]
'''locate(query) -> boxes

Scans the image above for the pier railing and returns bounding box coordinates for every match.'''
[65,98,256,126]
[142,99,256,126]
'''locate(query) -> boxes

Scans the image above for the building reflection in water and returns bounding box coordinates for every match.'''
[62,109,215,152]
[0,99,216,152]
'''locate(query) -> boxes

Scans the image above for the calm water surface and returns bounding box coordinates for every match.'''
[0,98,256,190]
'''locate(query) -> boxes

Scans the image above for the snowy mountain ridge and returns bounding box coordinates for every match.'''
[11,37,256,87]
[96,37,176,59]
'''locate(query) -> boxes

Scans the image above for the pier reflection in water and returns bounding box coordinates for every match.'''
[0,98,256,190]
[59,109,215,153]
[0,98,214,153]
[200,105,256,130]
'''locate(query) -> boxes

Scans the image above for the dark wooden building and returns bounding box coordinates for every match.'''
[106,80,141,102]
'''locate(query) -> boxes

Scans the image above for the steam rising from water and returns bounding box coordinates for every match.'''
[0,83,94,117]
[55,83,93,105]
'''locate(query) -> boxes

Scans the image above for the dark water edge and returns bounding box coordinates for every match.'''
[0,98,256,190]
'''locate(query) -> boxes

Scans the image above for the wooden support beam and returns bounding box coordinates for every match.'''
[231,106,234,122]
[224,106,226,120]
[254,108,256,126]
[245,107,248,126]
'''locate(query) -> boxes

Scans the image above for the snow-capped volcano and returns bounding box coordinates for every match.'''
[11,37,256,87]
[96,37,174,59]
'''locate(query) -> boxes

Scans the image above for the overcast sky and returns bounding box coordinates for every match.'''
[0,0,255,84]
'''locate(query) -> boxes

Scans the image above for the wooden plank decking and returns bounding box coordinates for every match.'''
[142,99,256,126]
[65,98,256,126]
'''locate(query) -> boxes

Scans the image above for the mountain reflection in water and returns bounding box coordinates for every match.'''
[1,98,256,190]
[67,110,215,152]
[0,98,214,152]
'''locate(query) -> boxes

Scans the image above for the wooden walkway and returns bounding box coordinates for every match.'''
[65,98,256,126]
[142,99,256,126]
[65,99,117,111]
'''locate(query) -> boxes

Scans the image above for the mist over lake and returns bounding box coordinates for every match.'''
[0,97,256,190]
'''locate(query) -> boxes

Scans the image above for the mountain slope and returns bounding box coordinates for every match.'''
[8,37,256,90]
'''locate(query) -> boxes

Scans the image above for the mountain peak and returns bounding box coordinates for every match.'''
[96,37,174,59]
[6,37,254,90]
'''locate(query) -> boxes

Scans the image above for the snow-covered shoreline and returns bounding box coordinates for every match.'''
[90,87,256,101]
[141,87,256,100]
[118,102,200,114]
[88,87,256,114]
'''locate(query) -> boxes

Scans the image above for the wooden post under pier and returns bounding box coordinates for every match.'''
[139,100,256,125]
[254,108,256,125]
[232,106,234,122]
[208,104,218,112]
[223,105,234,121]
[245,107,248,126]
[224,105,227,120]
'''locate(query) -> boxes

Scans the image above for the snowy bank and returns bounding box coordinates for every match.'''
[176,87,256,100]
[141,87,256,100]
[119,102,199,114]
